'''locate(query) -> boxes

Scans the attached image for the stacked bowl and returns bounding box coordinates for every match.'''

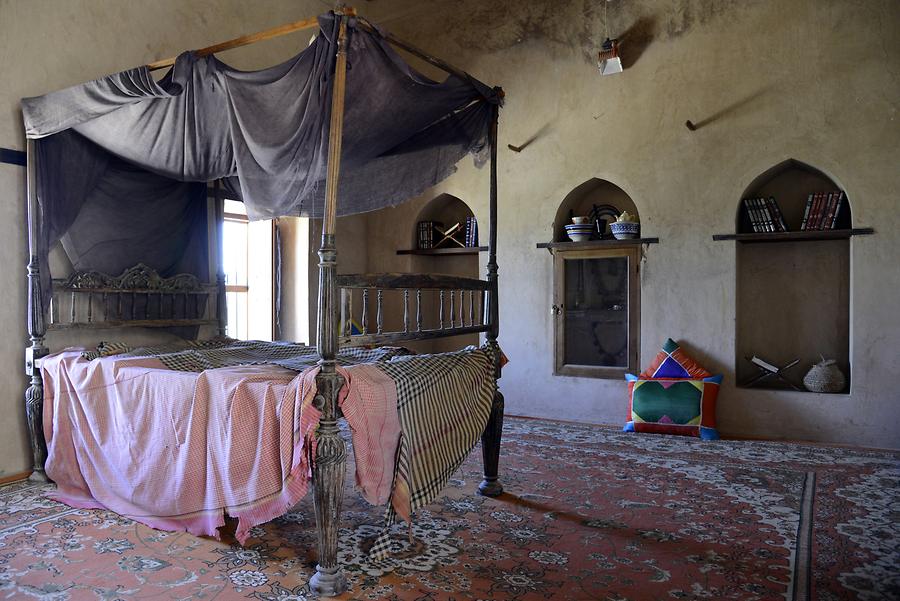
[565,218,594,242]
[610,220,640,239]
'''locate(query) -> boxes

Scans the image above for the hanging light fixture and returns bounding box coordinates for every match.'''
[598,38,622,75]
[597,1,623,75]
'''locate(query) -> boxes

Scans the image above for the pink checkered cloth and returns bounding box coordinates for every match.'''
[41,349,400,543]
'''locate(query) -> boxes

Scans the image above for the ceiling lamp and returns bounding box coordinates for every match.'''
[597,1,623,76]
[598,38,622,75]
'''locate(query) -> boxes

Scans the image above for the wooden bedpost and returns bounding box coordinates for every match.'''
[310,8,351,597]
[24,139,49,482]
[479,98,504,498]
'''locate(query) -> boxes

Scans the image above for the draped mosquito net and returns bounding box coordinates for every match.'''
[21,12,500,301]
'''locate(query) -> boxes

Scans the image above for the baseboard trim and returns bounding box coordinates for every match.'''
[0,470,33,485]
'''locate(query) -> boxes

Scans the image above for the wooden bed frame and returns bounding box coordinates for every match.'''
[23,7,503,596]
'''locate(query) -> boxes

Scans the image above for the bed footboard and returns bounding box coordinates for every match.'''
[337,272,505,498]
[336,273,491,346]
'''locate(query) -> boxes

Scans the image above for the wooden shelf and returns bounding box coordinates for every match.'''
[713,228,873,243]
[397,246,487,256]
[536,238,659,251]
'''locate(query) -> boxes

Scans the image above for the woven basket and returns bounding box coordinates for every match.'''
[803,358,846,393]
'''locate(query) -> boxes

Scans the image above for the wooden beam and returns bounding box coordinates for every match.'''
[356,18,472,82]
[47,318,219,331]
[536,238,660,250]
[396,246,487,256]
[336,272,490,291]
[341,325,490,347]
[711,228,874,242]
[144,8,491,97]
[146,14,326,71]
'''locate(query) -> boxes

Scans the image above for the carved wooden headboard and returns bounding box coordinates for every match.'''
[47,263,221,332]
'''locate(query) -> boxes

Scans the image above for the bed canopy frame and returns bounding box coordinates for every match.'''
[24,6,503,595]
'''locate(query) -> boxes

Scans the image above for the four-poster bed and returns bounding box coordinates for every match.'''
[22,6,504,596]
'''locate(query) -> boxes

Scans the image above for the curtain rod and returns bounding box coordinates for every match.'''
[144,9,475,85]
[355,18,471,83]
[146,14,327,71]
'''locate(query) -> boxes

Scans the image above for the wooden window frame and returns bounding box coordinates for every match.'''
[552,246,640,379]
[222,205,277,340]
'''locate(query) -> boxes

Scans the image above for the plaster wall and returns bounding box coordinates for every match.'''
[275,217,310,344]
[301,214,370,348]
[360,0,900,448]
[0,0,897,480]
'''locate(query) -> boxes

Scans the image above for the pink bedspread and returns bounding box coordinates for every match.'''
[42,350,400,543]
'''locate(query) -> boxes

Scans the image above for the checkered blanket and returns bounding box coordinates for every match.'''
[78,338,497,559]
[367,346,497,560]
[82,338,413,372]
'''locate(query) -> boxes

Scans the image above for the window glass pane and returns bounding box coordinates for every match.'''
[223,220,248,286]
[563,256,629,368]
[246,220,274,341]
[224,199,246,215]
[226,291,248,340]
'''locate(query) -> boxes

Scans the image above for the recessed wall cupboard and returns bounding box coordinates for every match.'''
[550,245,640,379]
[543,178,646,379]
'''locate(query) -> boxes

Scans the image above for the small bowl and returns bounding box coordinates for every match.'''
[567,232,592,242]
[610,221,640,240]
[571,216,590,225]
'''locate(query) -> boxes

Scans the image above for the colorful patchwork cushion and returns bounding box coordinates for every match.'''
[640,338,711,379]
[623,374,722,440]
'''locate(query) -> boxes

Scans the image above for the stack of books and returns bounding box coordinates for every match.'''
[464,216,479,247]
[417,221,439,249]
[800,191,845,231]
[742,197,788,233]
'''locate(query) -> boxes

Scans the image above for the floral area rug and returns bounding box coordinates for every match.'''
[0,417,897,600]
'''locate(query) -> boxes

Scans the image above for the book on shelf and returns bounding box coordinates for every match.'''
[766,197,788,232]
[417,220,441,249]
[464,216,479,247]
[740,199,751,232]
[750,198,767,232]
[800,194,813,230]
[743,198,761,232]
[800,190,845,231]
[808,192,823,230]
[758,197,775,232]
[821,192,838,231]
[804,192,821,231]
[814,192,831,230]
[830,191,844,229]
[744,197,789,233]
[417,221,431,249]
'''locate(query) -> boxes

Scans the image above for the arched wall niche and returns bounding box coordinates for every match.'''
[408,192,480,353]
[735,159,851,393]
[736,159,852,233]
[552,178,639,242]
[412,193,476,248]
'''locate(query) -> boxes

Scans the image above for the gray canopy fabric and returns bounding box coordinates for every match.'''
[22,12,499,305]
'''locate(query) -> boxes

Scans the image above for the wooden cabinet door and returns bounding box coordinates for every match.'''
[553,247,640,378]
